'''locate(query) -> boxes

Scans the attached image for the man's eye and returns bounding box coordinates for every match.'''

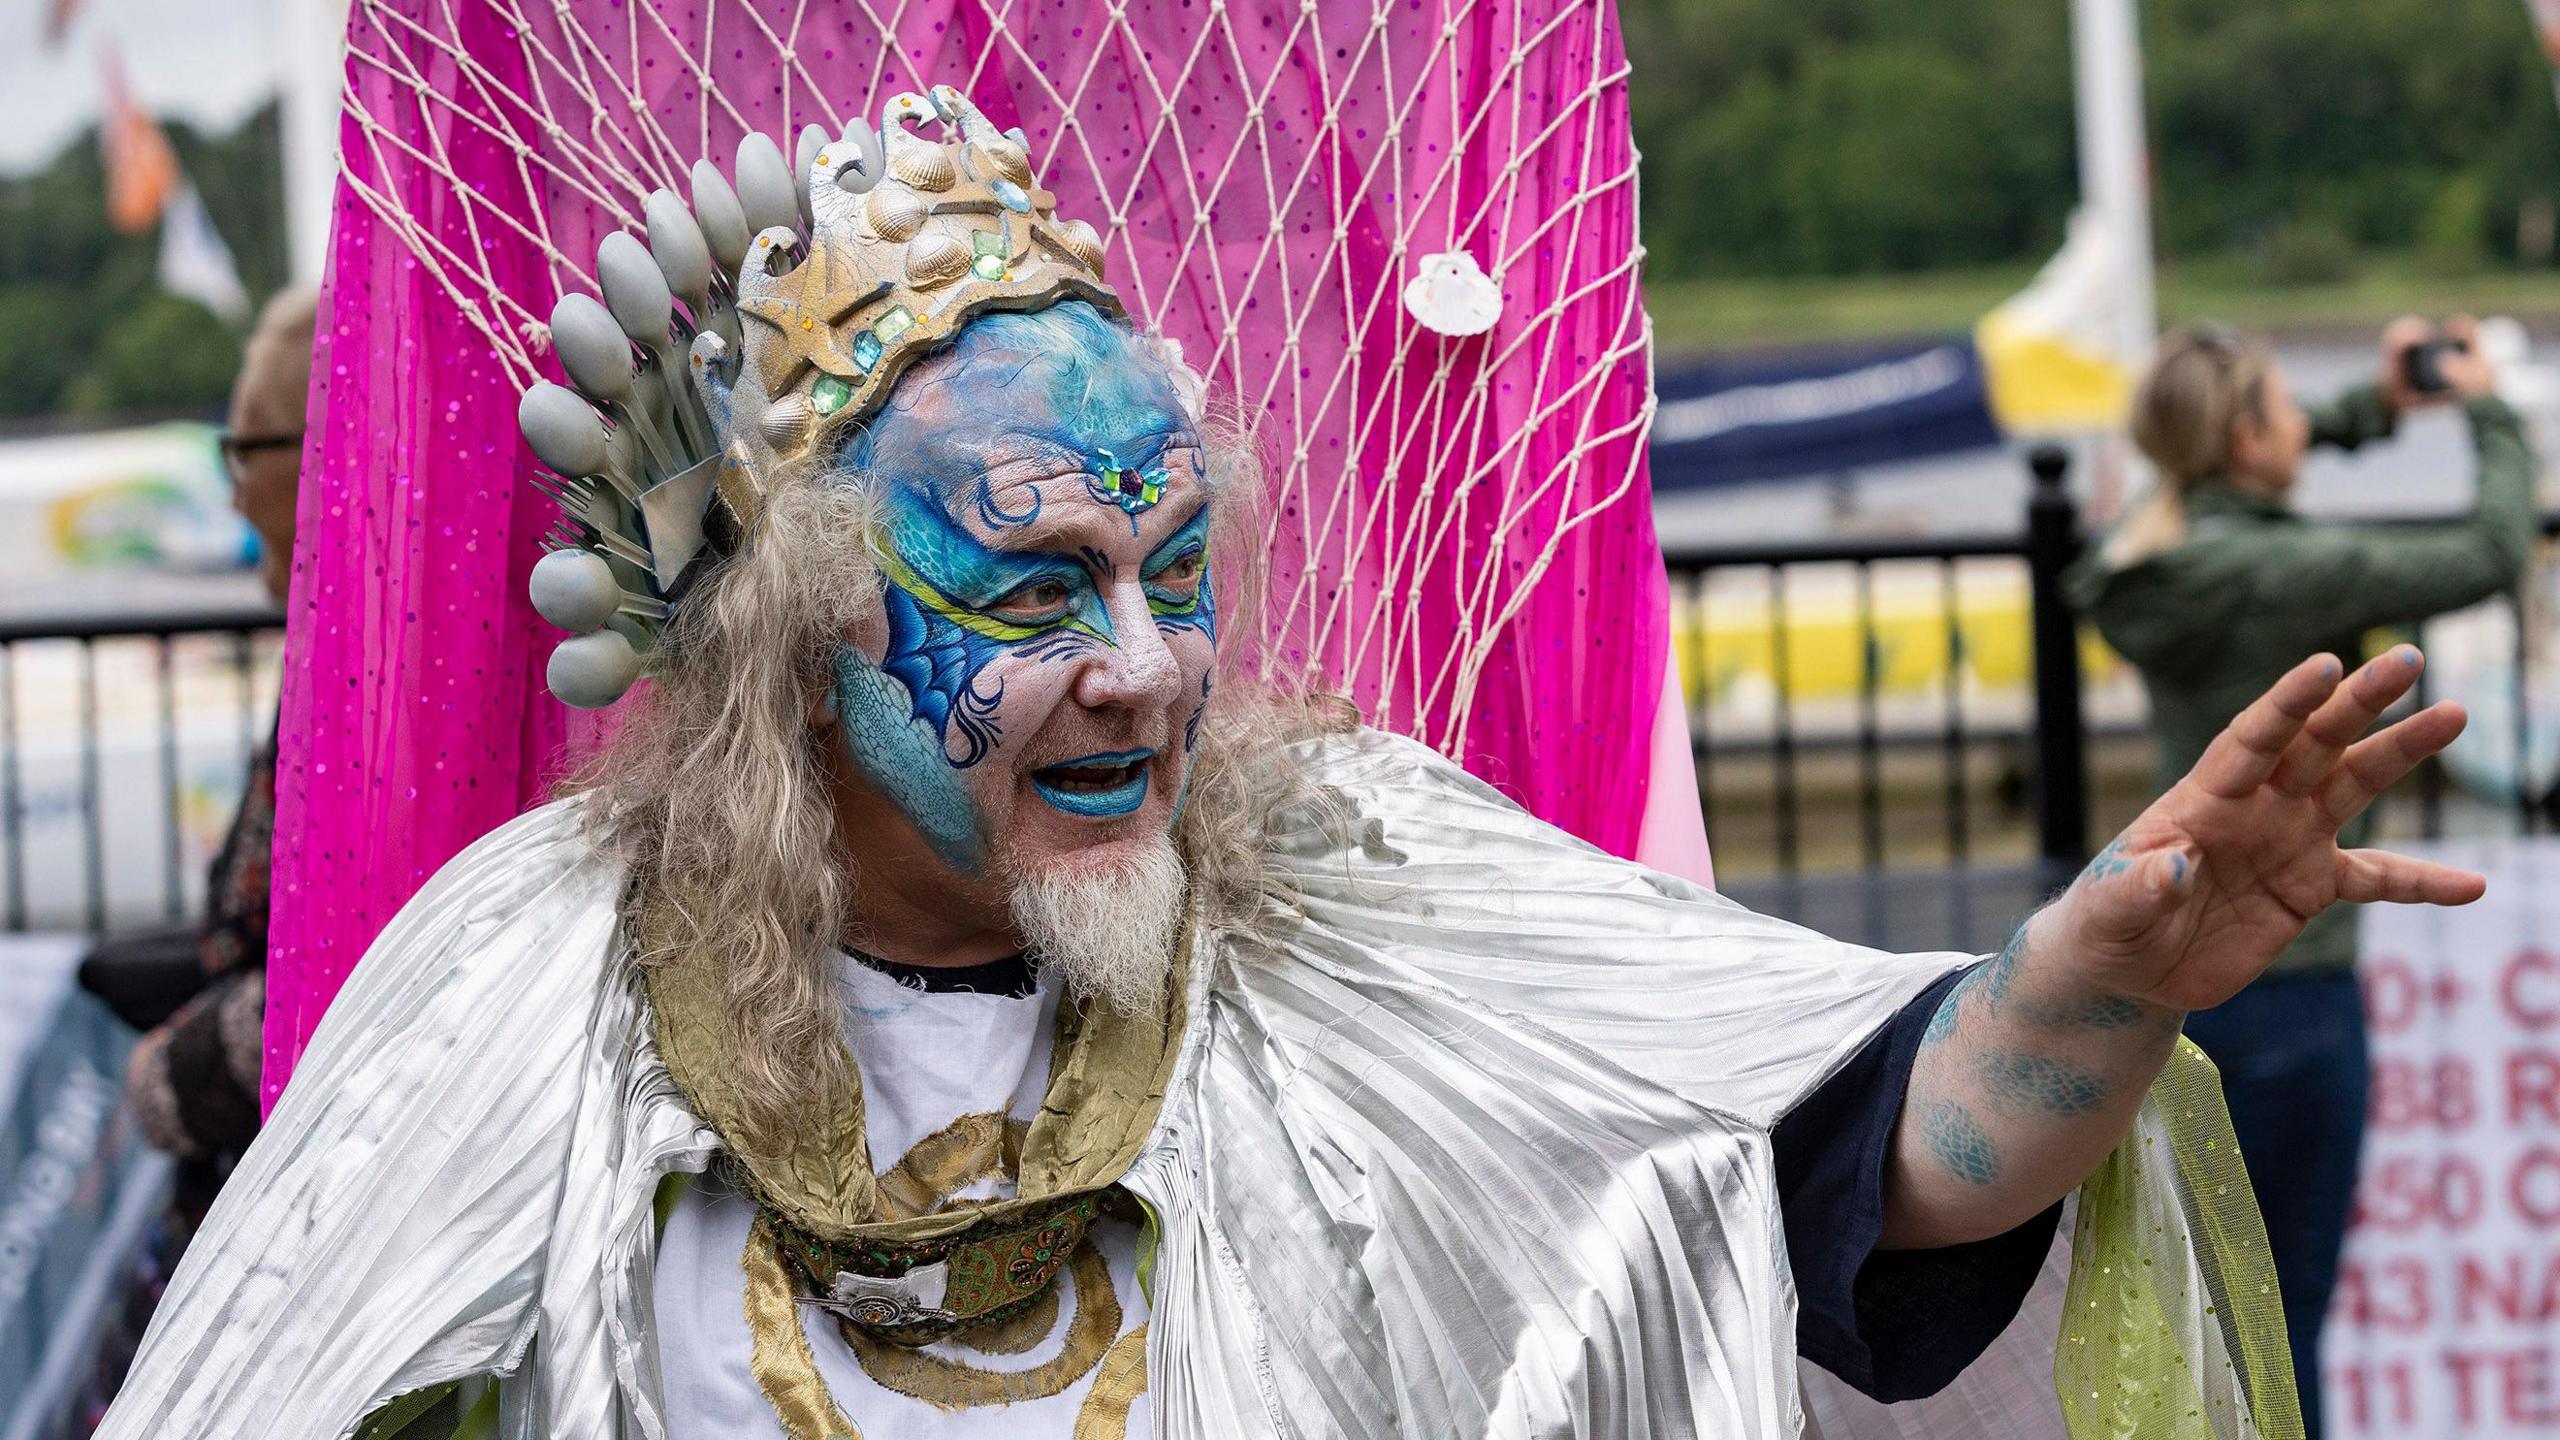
[1149,553,1204,594]
[990,579,1074,620]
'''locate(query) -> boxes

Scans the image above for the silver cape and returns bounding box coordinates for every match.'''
[98,729,1988,1440]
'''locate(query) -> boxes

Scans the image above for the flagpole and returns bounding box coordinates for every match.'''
[2071,0,2156,368]
[2069,0,2156,516]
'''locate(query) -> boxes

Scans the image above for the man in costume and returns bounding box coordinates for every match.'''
[101,88,2479,1440]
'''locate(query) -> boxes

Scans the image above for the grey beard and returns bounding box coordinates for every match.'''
[1007,837,1187,1014]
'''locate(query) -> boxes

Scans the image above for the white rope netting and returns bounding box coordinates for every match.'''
[335,0,1653,748]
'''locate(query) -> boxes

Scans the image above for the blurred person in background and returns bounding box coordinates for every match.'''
[2068,316,2537,1436]
[74,287,315,1404]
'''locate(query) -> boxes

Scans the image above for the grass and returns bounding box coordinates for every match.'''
[1646,254,2560,356]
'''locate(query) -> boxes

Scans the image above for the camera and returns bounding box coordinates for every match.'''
[2401,334,2471,395]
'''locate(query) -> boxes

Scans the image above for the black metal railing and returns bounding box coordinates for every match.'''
[0,604,284,935]
[1,469,2551,950]
[1669,446,2560,950]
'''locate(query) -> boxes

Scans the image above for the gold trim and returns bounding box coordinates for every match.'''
[876,1113,1026,1220]
[638,899,1191,1250]
[1073,1323,1150,1440]
[742,1218,863,1440]
[841,1243,1118,1409]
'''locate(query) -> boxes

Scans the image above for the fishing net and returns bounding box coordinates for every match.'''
[266,0,1668,1094]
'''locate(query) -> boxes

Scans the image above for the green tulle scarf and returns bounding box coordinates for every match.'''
[2058,1037,2305,1440]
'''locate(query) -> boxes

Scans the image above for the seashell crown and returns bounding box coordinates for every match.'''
[734,85,1120,465]
[515,84,1121,709]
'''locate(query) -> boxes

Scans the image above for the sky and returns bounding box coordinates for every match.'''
[0,0,287,175]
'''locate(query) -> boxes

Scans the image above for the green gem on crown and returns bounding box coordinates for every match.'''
[810,373,853,415]
[970,230,1009,281]
[872,306,918,344]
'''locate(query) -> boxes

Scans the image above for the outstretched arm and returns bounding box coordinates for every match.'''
[1881,648,2482,1248]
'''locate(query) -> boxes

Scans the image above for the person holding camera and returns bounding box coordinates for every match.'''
[2068,316,2537,1436]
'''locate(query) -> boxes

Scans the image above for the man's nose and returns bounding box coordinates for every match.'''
[1076,582,1182,710]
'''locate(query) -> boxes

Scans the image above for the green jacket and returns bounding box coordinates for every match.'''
[2067,385,2538,973]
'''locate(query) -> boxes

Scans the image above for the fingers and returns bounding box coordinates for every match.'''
[2271,646,2426,796]
[2336,849,2487,907]
[2191,654,2342,798]
[2320,699,2468,825]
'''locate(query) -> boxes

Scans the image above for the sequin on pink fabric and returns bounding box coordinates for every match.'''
[265,0,1668,1108]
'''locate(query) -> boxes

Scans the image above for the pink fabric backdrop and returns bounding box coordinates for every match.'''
[265,0,1671,1105]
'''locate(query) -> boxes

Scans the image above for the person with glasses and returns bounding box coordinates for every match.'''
[79,291,317,1409]
[2068,317,2537,1436]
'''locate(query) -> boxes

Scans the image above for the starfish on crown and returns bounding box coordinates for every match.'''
[733,85,1119,464]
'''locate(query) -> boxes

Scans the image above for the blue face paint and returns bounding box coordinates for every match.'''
[823,300,1219,866]
[830,646,985,869]
[1141,505,1216,641]
[1030,748,1155,818]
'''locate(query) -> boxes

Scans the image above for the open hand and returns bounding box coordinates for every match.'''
[2047,648,2483,1013]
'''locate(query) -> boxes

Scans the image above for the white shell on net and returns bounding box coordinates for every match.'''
[734,131,799,237]
[644,190,713,306]
[518,383,611,477]
[1400,250,1503,337]
[795,123,829,227]
[904,230,971,287]
[691,160,751,273]
[550,293,634,401]
[548,628,644,709]
[597,232,675,346]
[528,547,623,632]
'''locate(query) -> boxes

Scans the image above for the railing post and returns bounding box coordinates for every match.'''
[2025,445,2092,881]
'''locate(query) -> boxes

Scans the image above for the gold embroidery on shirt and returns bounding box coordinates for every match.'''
[1072,1323,1149,1439]
[876,1113,1028,1220]
[741,1216,864,1440]
[840,1243,1118,1408]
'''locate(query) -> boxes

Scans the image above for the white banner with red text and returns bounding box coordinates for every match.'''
[2331,837,2560,1437]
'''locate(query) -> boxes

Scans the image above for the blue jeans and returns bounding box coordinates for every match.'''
[2179,969,2370,1440]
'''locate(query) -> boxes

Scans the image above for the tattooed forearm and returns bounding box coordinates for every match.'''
[1920,1101,2002,1185]
[1948,918,2172,1034]
[1974,1051,2109,1117]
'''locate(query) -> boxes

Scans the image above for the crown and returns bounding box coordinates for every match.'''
[513,85,1121,709]
[734,86,1120,464]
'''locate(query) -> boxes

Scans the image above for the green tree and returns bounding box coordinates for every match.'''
[0,102,287,418]
[1624,0,2560,280]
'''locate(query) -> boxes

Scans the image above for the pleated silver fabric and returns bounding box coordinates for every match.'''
[98,730,1971,1440]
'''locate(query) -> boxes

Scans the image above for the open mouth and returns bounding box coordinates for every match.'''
[1031,749,1154,818]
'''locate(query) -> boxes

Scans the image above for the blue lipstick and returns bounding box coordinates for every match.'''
[1031,749,1154,818]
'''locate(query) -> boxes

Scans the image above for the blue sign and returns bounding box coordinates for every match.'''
[1650,335,2005,490]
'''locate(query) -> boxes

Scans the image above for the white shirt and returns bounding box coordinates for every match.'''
[654,955,1154,1439]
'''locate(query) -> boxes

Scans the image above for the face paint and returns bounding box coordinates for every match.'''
[825,301,1221,881]
[1140,504,1215,642]
[830,647,986,870]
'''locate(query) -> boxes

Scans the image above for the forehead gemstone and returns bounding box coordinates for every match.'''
[852,332,885,371]
[810,373,853,415]
[991,179,1032,213]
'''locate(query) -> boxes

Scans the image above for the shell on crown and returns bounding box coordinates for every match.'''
[730,85,1123,468]
[517,83,1124,710]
